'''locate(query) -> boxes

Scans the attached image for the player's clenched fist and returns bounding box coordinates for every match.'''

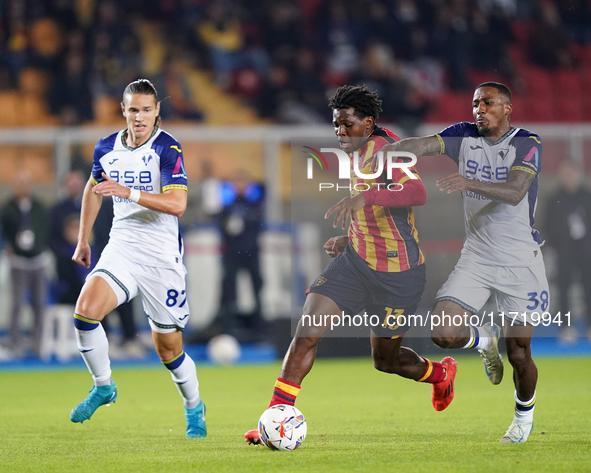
[72,243,92,268]
[324,235,348,258]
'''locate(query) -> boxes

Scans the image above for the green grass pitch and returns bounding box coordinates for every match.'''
[1,356,590,472]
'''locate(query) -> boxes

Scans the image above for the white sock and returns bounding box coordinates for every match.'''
[514,390,536,423]
[74,314,111,386]
[462,326,491,350]
[164,351,200,409]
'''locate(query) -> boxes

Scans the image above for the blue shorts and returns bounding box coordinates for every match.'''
[307,245,426,338]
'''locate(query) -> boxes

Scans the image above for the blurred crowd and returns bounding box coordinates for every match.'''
[2,0,591,129]
[0,0,203,126]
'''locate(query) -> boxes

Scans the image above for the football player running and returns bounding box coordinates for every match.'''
[69,79,206,438]
[246,85,457,446]
[371,82,547,443]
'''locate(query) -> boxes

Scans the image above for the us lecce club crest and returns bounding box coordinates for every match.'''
[315,276,327,287]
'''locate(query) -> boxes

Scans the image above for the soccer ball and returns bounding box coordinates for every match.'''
[206,334,241,364]
[258,404,307,451]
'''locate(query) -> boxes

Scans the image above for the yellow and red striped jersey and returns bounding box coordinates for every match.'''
[348,126,425,272]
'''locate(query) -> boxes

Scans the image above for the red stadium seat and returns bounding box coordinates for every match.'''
[322,70,350,87]
[424,92,472,124]
[570,43,587,64]
[521,94,555,122]
[511,19,533,46]
[555,70,582,94]
[555,99,584,122]
[516,65,556,122]
[579,66,591,120]
[551,70,584,122]
[520,66,553,96]
[508,45,527,68]
[583,141,591,172]
[509,95,527,123]
[468,69,510,90]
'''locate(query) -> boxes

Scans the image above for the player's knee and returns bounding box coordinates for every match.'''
[373,357,394,373]
[154,338,181,361]
[74,297,104,321]
[507,346,530,368]
[155,346,176,361]
[431,335,456,348]
[75,279,117,320]
[431,327,457,348]
[153,331,183,361]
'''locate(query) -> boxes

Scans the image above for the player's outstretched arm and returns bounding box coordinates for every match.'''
[371,135,442,172]
[93,172,187,217]
[437,169,535,205]
[73,177,103,268]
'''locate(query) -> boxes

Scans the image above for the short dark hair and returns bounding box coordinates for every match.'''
[122,79,161,126]
[328,84,383,119]
[476,82,512,103]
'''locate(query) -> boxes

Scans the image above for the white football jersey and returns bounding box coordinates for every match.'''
[437,122,543,267]
[91,127,188,268]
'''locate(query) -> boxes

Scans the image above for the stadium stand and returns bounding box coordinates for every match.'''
[1,0,590,130]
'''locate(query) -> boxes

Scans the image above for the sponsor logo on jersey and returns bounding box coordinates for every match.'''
[470,145,483,150]
[109,158,119,164]
[523,146,539,167]
[172,155,187,179]
[387,251,398,258]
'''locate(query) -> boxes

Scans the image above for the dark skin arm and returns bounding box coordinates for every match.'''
[437,169,535,206]
[372,135,536,205]
[370,135,442,172]
[327,136,436,230]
